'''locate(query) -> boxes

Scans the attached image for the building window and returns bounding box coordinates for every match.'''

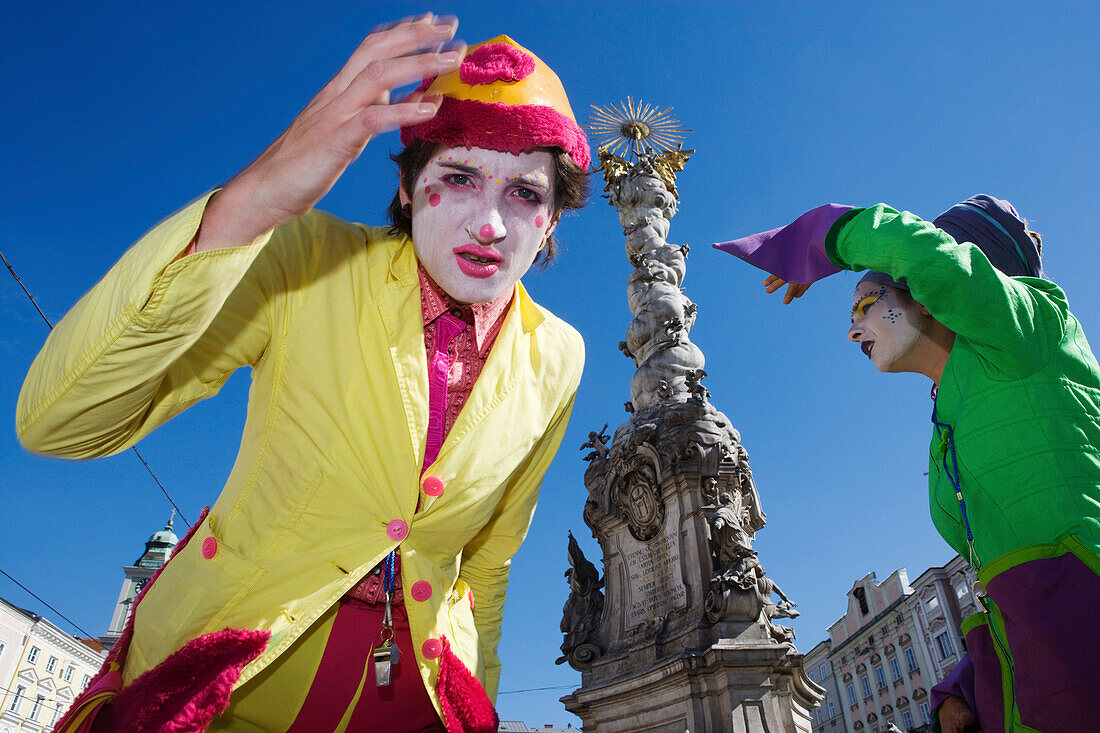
[27,646,40,663]
[46,655,58,673]
[30,694,45,721]
[0,641,5,657]
[9,685,25,712]
[920,702,932,724]
[82,674,91,688]
[854,586,869,615]
[904,647,918,672]
[925,594,939,614]
[65,666,74,682]
[820,662,829,678]
[935,631,955,659]
[889,656,901,681]
[827,700,836,718]
[902,710,914,728]
[874,666,887,689]
[860,675,872,698]
[847,684,857,706]
[809,672,816,683]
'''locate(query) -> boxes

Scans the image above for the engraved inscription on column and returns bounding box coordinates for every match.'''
[620,507,686,628]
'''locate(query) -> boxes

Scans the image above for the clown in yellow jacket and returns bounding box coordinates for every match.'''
[17,15,589,733]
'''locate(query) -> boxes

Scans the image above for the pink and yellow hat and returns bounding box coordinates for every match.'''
[400,36,591,170]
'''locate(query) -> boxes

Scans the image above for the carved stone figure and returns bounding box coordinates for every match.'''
[557,532,604,668]
[707,491,754,578]
[582,424,611,462]
[755,564,799,620]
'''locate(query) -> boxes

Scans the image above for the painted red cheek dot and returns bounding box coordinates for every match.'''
[424,185,431,194]
[535,215,544,228]
[429,193,441,207]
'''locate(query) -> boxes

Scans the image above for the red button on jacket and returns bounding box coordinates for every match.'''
[422,638,443,659]
[422,476,445,497]
[386,520,408,542]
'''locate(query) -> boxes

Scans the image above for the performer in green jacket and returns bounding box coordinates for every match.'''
[715,195,1100,733]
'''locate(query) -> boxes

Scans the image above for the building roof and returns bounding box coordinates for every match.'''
[498,723,576,732]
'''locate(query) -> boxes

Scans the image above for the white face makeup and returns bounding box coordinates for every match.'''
[400,145,557,304]
[846,281,925,373]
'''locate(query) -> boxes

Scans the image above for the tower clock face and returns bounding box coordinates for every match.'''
[133,578,149,595]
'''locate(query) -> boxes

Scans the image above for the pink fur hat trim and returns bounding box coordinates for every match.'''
[401,96,591,170]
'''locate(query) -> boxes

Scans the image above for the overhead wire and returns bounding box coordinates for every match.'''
[1,248,190,526]
[0,567,96,640]
[497,683,577,695]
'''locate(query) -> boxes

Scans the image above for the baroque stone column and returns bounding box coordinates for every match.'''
[559,104,823,732]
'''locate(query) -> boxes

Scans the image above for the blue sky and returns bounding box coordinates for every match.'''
[2,1,1098,727]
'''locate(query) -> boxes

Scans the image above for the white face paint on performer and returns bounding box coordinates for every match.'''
[846,281,928,373]
[400,145,557,304]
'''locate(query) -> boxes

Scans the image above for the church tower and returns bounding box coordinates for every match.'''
[99,515,178,650]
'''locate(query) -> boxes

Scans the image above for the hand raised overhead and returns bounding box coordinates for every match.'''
[197,14,465,252]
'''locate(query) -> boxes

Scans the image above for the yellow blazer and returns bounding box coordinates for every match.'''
[17,193,584,715]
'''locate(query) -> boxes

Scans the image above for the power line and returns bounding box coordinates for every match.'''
[0,567,96,640]
[0,682,72,718]
[2,248,189,526]
[497,684,577,695]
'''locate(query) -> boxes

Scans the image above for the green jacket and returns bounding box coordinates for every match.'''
[826,205,1100,568]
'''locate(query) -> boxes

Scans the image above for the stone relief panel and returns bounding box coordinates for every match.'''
[617,501,687,632]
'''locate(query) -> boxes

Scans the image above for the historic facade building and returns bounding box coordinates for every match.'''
[804,641,844,731]
[0,596,105,733]
[0,515,180,731]
[904,554,979,696]
[806,555,977,733]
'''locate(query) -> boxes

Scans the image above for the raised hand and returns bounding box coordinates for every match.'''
[762,275,811,305]
[196,14,465,251]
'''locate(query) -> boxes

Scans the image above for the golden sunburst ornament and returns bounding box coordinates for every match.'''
[587,98,691,161]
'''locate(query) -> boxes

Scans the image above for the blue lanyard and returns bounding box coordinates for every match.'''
[932,400,981,570]
[383,550,396,594]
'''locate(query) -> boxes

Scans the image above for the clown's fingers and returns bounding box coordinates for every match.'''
[762,276,810,304]
[329,14,458,96]
[355,95,444,137]
[783,282,811,304]
[335,46,463,124]
[762,275,787,294]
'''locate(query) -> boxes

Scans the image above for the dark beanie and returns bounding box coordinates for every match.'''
[933,194,1042,278]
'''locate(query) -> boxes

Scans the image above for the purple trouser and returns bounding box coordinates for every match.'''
[930,546,1100,732]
